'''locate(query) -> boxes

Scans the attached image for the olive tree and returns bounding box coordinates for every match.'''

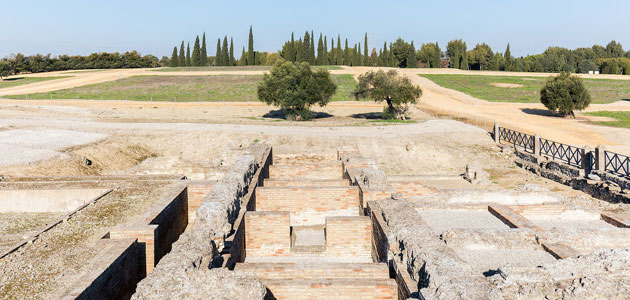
[0,60,12,80]
[257,60,337,121]
[540,72,591,117]
[352,70,422,120]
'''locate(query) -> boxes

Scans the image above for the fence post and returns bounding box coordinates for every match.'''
[596,145,606,172]
[583,146,593,175]
[534,134,541,161]
[493,123,500,143]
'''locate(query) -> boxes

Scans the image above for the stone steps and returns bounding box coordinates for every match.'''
[236,262,390,280]
[262,278,398,300]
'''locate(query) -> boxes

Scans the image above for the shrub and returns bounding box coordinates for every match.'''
[257,60,337,121]
[540,72,591,117]
[352,70,422,120]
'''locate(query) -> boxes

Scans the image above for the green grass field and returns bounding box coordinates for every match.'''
[152,65,343,72]
[584,111,630,128]
[420,74,630,104]
[6,74,357,102]
[0,76,70,89]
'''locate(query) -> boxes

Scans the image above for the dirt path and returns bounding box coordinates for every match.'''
[2,66,629,153]
[404,70,630,154]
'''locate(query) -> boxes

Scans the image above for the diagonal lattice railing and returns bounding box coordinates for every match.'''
[539,138,582,167]
[604,151,630,177]
[498,127,535,154]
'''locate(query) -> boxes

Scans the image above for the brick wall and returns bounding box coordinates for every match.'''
[245,211,290,258]
[263,179,349,187]
[389,181,438,198]
[255,186,360,225]
[186,181,214,228]
[269,163,343,180]
[325,216,372,261]
[273,154,336,165]
[360,188,392,212]
[61,238,141,300]
[263,278,397,300]
[237,262,389,279]
[108,186,188,275]
[108,225,157,276]
[149,187,188,264]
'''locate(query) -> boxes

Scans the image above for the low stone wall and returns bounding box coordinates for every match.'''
[131,144,271,300]
[514,149,630,204]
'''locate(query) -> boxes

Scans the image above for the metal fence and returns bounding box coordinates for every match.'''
[605,151,630,177]
[498,127,535,154]
[539,138,583,167]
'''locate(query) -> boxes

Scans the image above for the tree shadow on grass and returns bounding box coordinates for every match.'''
[520,108,560,117]
[1,77,24,81]
[349,112,384,120]
[262,109,333,120]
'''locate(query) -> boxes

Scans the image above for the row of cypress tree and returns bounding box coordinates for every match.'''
[279,32,416,68]
[170,33,208,67]
[171,26,259,67]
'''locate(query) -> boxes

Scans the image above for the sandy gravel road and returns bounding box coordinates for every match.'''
[2,66,629,153]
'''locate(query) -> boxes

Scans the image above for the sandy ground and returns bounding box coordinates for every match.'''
[2,66,628,154]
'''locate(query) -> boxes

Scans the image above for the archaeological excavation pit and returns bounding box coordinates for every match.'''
[237,154,399,299]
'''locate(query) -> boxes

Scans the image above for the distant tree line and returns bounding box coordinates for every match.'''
[0,51,159,78]
[440,40,630,74]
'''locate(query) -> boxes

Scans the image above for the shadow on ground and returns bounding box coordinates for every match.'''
[2,77,24,81]
[349,112,385,120]
[520,108,559,117]
[262,109,333,120]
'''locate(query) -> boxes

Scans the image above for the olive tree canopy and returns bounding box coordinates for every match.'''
[257,61,337,121]
[352,70,422,120]
[540,72,591,117]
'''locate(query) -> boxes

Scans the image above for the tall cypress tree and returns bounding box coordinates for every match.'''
[201,33,208,66]
[302,31,311,64]
[504,43,512,71]
[389,42,394,67]
[343,39,350,66]
[215,39,222,66]
[229,38,235,66]
[357,43,362,66]
[381,42,388,67]
[288,33,296,62]
[179,41,186,67]
[323,35,328,65]
[363,33,369,66]
[310,31,316,64]
[171,46,179,67]
[186,42,191,66]
[239,47,246,66]
[295,38,304,62]
[408,41,417,68]
[330,39,336,65]
[248,26,255,65]
[192,35,201,66]
[353,44,359,66]
[222,36,229,66]
[336,35,342,65]
[317,34,325,65]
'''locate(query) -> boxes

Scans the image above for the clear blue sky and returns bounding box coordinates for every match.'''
[2,0,628,58]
